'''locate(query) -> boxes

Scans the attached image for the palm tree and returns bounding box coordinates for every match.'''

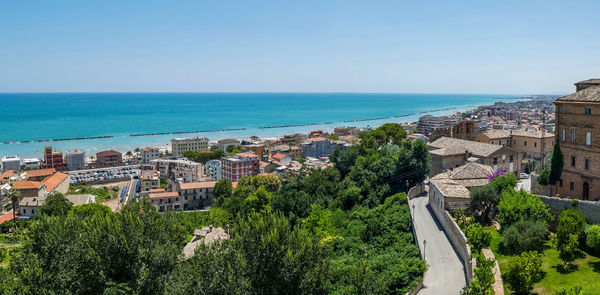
[6,188,20,229]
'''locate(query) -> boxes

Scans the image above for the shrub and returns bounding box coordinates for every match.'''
[461,255,495,295]
[497,189,552,229]
[504,251,543,294]
[557,209,586,266]
[502,219,548,254]
[490,173,517,193]
[585,224,600,253]
[464,223,491,253]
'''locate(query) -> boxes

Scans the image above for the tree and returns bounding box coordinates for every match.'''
[502,219,548,254]
[464,223,491,253]
[549,143,564,185]
[585,224,600,253]
[490,173,517,193]
[213,179,233,206]
[461,256,495,295]
[69,203,112,219]
[40,192,73,216]
[537,168,550,186]
[6,188,20,229]
[504,251,543,295]
[497,189,552,229]
[469,184,498,223]
[557,209,586,266]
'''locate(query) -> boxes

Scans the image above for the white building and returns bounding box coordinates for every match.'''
[141,147,160,163]
[22,158,41,170]
[205,159,222,180]
[171,137,209,157]
[2,155,21,172]
[66,150,86,171]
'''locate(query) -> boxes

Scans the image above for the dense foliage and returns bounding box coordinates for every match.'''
[461,255,495,295]
[557,209,586,266]
[504,251,543,295]
[464,223,491,253]
[502,219,548,254]
[496,189,552,229]
[1,123,429,295]
[585,224,600,253]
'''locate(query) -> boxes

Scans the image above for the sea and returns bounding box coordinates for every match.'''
[0,93,523,158]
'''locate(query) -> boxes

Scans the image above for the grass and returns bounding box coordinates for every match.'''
[485,227,600,295]
[68,185,121,203]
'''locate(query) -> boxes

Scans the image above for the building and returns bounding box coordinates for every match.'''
[22,158,41,170]
[243,144,266,161]
[271,153,292,165]
[151,158,204,181]
[14,171,70,217]
[66,150,86,171]
[429,120,476,142]
[25,168,56,181]
[476,130,511,146]
[148,191,181,212]
[334,126,359,137]
[281,133,308,145]
[140,170,160,193]
[510,130,554,160]
[43,146,67,171]
[221,153,260,182]
[302,137,341,158]
[177,181,217,209]
[96,150,123,167]
[217,139,240,151]
[429,137,521,177]
[417,115,460,136]
[141,147,160,163]
[2,155,21,172]
[171,137,209,157]
[553,79,600,200]
[205,159,222,180]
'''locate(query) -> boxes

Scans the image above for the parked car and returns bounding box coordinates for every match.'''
[520,173,529,179]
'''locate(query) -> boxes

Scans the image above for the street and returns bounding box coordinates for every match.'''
[409,194,467,295]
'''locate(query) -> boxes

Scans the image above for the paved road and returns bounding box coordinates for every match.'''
[517,177,531,192]
[409,194,466,295]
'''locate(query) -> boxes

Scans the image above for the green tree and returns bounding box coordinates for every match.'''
[490,173,517,193]
[69,203,112,219]
[504,251,543,294]
[464,223,492,253]
[585,224,600,253]
[40,192,73,216]
[549,143,564,185]
[502,219,548,254]
[497,189,552,229]
[461,256,495,295]
[469,184,498,223]
[213,179,233,206]
[537,168,550,186]
[557,209,586,266]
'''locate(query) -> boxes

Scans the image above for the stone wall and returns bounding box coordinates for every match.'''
[538,195,600,224]
[530,173,553,196]
[428,186,475,283]
[407,183,426,199]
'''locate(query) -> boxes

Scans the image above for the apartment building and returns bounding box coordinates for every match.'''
[177,181,217,209]
[140,170,160,193]
[205,159,222,180]
[141,147,160,163]
[43,146,67,171]
[150,158,204,181]
[96,150,123,167]
[554,79,600,200]
[66,150,86,170]
[417,115,460,136]
[217,138,240,151]
[2,155,21,172]
[221,153,260,182]
[171,137,209,157]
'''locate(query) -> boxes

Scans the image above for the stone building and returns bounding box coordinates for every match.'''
[429,120,476,142]
[170,137,209,157]
[429,137,521,177]
[96,150,123,167]
[554,79,600,200]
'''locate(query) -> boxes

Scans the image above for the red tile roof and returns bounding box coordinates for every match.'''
[42,172,69,192]
[0,212,16,225]
[272,153,288,160]
[148,188,166,193]
[307,137,327,142]
[179,181,217,190]
[97,150,122,156]
[2,170,14,179]
[25,168,56,178]
[13,181,43,190]
[148,191,179,198]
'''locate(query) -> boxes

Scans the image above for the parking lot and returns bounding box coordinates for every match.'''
[69,167,140,185]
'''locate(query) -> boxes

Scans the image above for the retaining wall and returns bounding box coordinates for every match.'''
[408,183,426,199]
[538,195,600,224]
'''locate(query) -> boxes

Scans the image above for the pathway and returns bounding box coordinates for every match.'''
[409,194,467,295]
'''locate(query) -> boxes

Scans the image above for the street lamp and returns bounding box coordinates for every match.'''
[423,239,427,260]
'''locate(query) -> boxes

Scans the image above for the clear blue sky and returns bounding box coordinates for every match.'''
[1,0,599,94]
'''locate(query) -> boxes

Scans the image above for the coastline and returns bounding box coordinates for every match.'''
[0,99,516,159]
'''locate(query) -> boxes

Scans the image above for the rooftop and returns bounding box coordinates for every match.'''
[510,130,554,138]
[25,168,56,179]
[42,172,69,192]
[430,178,471,199]
[555,85,600,102]
[482,130,510,139]
[148,191,179,198]
[430,137,504,157]
[179,181,217,190]
[13,181,43,190]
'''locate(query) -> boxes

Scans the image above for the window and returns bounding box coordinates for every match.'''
[561,106,566,113]
[510,155,514,163]
[572,130,576,144]
[586,132,591,146]
[534,142,537,148]
[572,156,576,167]
[570,182,574,191]
[559,179,563,187]
[586,159,590,170]
[561,129,565,142]
[493,157,498,165]
[585,107,592,115]
[524,141,527,146]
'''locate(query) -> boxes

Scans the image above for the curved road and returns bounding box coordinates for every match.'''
[409,194,466,295]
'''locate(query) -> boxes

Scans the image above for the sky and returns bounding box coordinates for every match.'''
[1,0,599,94]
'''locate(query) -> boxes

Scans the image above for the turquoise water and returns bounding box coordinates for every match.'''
[0,93,521,158]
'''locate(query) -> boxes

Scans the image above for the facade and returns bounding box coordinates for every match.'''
[554,79,600,200]
[177,181,217,209]
[171,137,209,157]
[333,126,360,137]
[43,146,67,171]
[66,150,86,171]
[141,147,160,163]
[148,191,182,212]
[2,155,21,172]
[417,115,460,136]
[151,158,204,181]
[510,130,554,160]
[96,150,123,167]
[476,130,511,146]
[221,153,260,182]
[429,137,521,177]
[140,170,160,193]
[302,137,337,158]
[429,120,476,142]
[205,159,222,180]
[243,144,266,161]
[14,171,70,217]
[22,158,41,170]
[271,153,292,165]
[281,133,308,145]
